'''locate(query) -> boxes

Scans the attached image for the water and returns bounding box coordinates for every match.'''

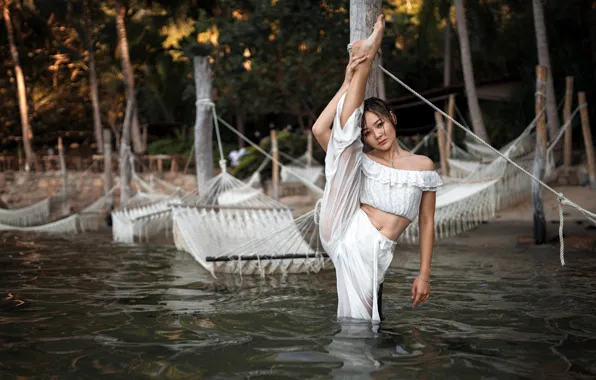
[1,232,595,379]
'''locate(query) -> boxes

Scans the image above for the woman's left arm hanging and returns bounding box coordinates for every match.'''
[412,190,437,308]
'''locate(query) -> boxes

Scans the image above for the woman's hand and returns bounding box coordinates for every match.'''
[411,276,430,308]
[343,53,368,86]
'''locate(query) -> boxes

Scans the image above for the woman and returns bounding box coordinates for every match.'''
[312,15,442,321]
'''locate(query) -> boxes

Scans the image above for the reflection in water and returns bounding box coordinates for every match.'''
[0,232,595,378]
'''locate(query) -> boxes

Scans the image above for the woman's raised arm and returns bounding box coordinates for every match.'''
[312,54,367,152]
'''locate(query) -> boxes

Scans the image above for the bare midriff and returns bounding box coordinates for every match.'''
[360,203,411,241]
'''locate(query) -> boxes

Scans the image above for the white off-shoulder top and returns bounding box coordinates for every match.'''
[318,93,443,251]
[360,155,443,221]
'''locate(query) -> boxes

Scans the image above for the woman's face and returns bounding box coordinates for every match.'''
[362,111,396,151]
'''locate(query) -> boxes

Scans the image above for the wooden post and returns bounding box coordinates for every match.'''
[306,132,313,168]
[435,112,449,176]
[563,77,574,167]
[58,137,67,196]
[157,157,163,173]
[170,157,178,173]
[532,66,548,244]
[578,92,595,189]
[103,129,113,207]
[270,129,279,200]
[445,94,456,162]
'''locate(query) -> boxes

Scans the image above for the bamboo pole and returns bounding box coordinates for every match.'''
[532,66,548,244]
[435,112,449,176]
[563,77,574,167]
[578,92,595,189]
[445,94,456,164]
[270,129,279,200]
[103,129,113,207]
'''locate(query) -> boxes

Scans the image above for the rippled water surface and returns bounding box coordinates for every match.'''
[1,232,595,379]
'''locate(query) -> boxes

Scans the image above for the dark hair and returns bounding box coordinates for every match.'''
[360,97,395,138]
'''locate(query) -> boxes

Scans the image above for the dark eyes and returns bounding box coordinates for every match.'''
[362,122,384,137]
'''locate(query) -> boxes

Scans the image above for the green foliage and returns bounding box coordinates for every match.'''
[1,0,594,155]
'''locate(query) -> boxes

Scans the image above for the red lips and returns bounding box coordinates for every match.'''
[378,139,387,146]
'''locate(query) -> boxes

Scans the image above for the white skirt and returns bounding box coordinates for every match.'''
[329,208,396,321]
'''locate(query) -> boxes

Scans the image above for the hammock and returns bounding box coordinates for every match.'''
[0,197,52,226]
[280,151,324,185]
[110,168,183,243]
[173,206,331,277]
[111,198,181,243]
[172,168,330,276]
[0,187,116,234]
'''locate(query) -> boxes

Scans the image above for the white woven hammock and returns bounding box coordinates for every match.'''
[111,198,181,243]
[0,197,52,226]
[172,206,331,277]
[168,151,333,276]
[281,165,324,185]
[0,189,114,234]
[280,151,324,185]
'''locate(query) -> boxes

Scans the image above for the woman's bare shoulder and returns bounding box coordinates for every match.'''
[404,154,435,171]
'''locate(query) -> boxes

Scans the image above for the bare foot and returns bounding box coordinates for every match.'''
[350,14,384,59]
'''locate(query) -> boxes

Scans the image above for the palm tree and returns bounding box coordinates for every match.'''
[532,0,560,142]
[454,0,490,144]
[83,0,103,153]
[193,56,214,194]
[115,1,144,154]
[2,0,34,170]
[439,0,452,88]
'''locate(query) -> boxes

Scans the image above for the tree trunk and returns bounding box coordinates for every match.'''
[119,98,134,205]
[84,0,103,153]
[350,0,382,99]
[236,109,246,148]
[115,2,144,154]
[193,56,214,194]
[3,2,34,170]
[454,0,490,144]
[103,129,113,208]
[443,13,452,87]
[590,5,596,91]
[532,0,560,142]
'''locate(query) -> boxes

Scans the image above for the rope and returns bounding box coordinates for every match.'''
[313,198,322,225]
[216,116,324,196]
[183,144,195,174]
[411,126,437,153]
[278,150,309,167]
[546,105,582,156]
[454,104,472,131]
[379,64,595,265]
[557,194,565,265]
[196,98,226,172]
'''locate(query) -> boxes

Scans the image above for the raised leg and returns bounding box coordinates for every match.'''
[339,14,385,128]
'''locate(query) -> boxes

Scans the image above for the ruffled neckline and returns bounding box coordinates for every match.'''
[361,154,443,190]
